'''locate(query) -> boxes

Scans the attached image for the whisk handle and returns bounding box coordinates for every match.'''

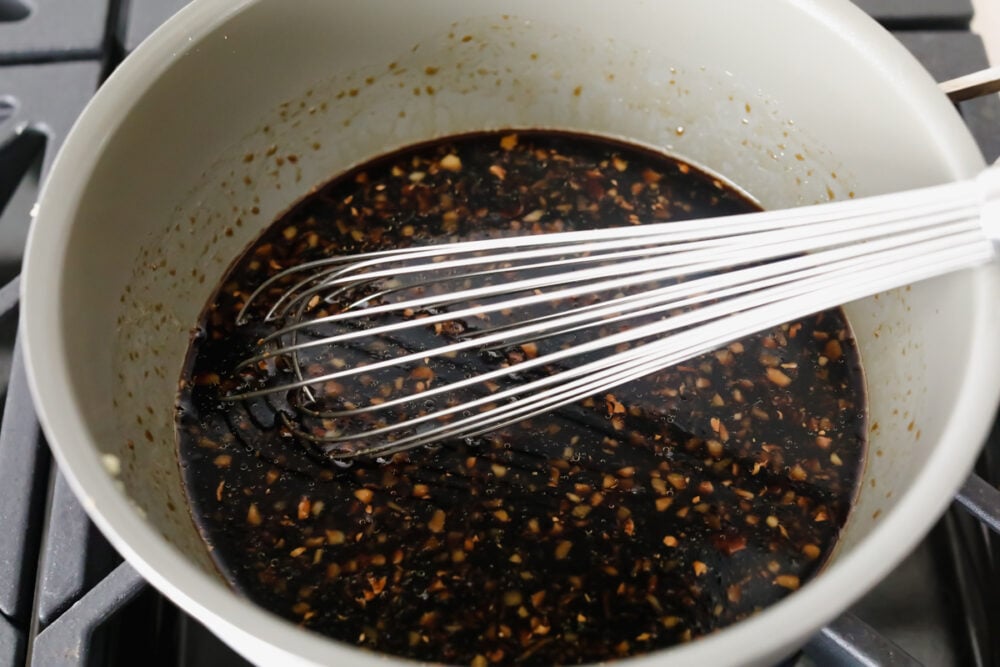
[978,163,1000,245]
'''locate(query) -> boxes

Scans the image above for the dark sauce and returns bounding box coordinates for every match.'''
[176,131,867,665]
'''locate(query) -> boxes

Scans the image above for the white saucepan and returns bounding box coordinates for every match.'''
[20,0,1000,665]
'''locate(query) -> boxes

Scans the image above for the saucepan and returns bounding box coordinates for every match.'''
[20,0,1000,664]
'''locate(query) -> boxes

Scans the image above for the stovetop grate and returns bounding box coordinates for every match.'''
[1,2,998,665]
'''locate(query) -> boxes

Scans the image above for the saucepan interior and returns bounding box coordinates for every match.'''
[22,0,999,665]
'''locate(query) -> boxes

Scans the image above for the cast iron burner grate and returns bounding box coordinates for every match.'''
[0,1,998,665]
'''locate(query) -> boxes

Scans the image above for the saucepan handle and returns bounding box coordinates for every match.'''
[939,65,1000,102]
[940,67,1000,244]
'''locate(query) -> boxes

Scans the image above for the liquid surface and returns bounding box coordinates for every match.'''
[176,131,867,665]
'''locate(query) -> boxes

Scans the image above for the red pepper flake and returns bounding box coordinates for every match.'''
[369,575,388,594]
[766,367,793,387]
[246,503,261,527]
[428,509,446,533]
[410,366,434,381]
[297,497,311,521]
[712,533,747,556]
[666,473,687,490]
[605,394,626,416]
[439,154,462,172]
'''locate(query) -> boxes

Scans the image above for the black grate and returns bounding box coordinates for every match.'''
[0,1,998,665]
[856,0,973,29]
[0,0,109,65]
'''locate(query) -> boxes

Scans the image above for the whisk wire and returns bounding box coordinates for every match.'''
[242,223,988,458]
[239,180,970,325]
[223,173,997,459]
[231,200,980,377]
[342,232,993,458]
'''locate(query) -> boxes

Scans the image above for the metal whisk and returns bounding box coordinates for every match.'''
[225,167,1000,461]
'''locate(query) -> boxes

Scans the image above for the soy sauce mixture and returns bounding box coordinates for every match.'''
[176,131,867,665]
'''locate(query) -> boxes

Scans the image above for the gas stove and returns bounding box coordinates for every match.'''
[1,2,998,665]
